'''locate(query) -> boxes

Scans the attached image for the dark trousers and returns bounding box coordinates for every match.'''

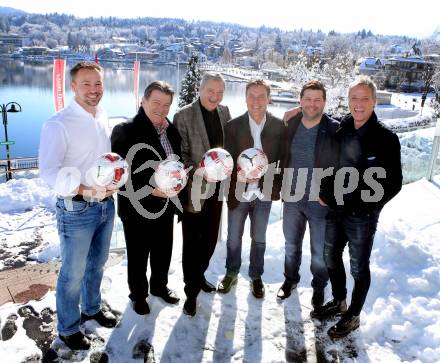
[324,209,380,316]
[182,195,223,299]
[121,210,174,302]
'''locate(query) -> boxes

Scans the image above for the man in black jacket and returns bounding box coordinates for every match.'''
[312,76,402,338]
[217,79,284,298]
[277,81,339,309]
[111,81,183,315]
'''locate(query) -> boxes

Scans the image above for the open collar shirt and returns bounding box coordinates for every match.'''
[39,99,111,196]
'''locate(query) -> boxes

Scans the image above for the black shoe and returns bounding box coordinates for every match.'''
[328,313,360,339]
[276,280,297,300]
[310,299,347,320]
[81,310,117,328]
[311,289,325,308]
[251,278,265,299]
[132,300,150,315]
[151,288,180,305]
[201,278,216,293]
[183,298,196,317]
[59,331,90,350]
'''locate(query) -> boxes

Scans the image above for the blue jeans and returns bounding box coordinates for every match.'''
[55,197,115,336]
[226,199,272,279]
[324,209,380,316]
[283,201,329,290]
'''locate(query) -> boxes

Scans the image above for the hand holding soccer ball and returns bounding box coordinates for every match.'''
[237,148,268,182]
[199,148,234,182]
[89,152,129,190]
[153,159,188,197]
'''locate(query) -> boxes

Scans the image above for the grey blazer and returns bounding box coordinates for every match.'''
[173,98,231,212]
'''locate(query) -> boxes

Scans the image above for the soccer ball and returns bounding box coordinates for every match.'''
[200,148,234,181]
[237,148,268,179]
[89,152,129,190]
[154,159,188,197]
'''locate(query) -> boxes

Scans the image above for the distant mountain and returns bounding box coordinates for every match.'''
[0,7,27,15]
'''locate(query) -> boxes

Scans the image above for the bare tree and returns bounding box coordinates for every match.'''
[421,63,440,110]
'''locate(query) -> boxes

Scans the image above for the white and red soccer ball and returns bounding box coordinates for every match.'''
[154,159,188,197]
[90,152,129,190]
[237,148,268,179]
[200,148,233,181]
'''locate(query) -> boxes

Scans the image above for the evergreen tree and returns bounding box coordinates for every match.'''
[178,53,202,108]
[275,34,283,54]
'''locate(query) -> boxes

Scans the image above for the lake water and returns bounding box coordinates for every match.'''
[0,59,291,158]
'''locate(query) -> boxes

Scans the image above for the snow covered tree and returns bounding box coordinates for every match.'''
[178,53,202,108]
[320,52,357,116]
[286,51,357,117]
[286,52,321,94]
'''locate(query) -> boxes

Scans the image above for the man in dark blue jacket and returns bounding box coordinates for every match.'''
[312,76,402,338]
[278,81,339,309]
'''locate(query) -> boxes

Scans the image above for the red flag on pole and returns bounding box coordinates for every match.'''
[95,54,99,64]
[53,59,65,112]
[134,60,140,112]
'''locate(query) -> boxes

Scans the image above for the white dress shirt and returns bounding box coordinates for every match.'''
[39,99,111,196]
[247,113,266,193]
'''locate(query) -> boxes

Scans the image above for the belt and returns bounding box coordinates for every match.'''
[70,194,112,202]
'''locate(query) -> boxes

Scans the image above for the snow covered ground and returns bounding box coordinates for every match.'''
[0,123,439,362]
[0,176,439,362]
[0,178,439,361]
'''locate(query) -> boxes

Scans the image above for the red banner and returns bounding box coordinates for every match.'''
[134,60,140,112]
[53,59,65,112]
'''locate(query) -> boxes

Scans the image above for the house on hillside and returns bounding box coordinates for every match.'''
[382,56,437,92]
[358,57,385,75]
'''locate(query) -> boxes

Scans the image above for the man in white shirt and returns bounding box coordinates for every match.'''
[39,62,117,351]
[218,79,285,298]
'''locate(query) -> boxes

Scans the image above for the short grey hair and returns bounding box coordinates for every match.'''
[348,75,377,99]
[200,72,225,89]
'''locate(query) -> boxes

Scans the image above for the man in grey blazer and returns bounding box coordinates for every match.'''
[218,79,285,298]
[173,72,231,316]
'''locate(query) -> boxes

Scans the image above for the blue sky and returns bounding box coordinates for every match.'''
[2,0,439,38]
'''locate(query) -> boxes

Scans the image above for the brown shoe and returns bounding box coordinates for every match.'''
[251,278,265,299]
[328,313,360,339]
